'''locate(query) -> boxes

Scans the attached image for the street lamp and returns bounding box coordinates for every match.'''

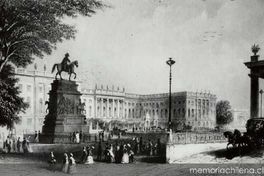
[166,57,175,131]
[260,89,263,117]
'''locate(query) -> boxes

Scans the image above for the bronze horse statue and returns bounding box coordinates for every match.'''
[51,60,78,80]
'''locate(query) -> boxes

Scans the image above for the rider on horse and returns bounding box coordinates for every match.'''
[61,53,71,71]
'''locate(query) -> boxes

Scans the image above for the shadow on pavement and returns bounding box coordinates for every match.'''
[206,146,263,160]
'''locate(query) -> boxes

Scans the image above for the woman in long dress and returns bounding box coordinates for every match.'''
[121,145,129,164]
[61,153,69,173]
[48,152,57,171]
[68,153,77,174]
[85,146,94,164]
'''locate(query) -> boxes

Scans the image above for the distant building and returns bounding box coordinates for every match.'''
[227,109,249,131]
[9,66,217,135]
[13,65,53,135]
[81,87,217,131]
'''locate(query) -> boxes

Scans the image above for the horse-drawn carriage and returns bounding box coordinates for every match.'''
[223,118,264,150]
[245,118,264,147]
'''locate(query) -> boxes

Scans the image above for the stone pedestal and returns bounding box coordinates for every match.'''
[42,80,89,143]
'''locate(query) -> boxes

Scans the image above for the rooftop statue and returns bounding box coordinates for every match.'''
[51,53,79,80]
[251,44,260,56]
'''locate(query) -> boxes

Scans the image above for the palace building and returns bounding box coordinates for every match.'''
[12,66,217,135]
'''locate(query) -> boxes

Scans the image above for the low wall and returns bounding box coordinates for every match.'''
[124,132,169,144]
[166,142,226,163]
[166,132,227,163]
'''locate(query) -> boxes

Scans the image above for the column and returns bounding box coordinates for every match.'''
[100,98,103,117]
[94,96,97,118]
[106,98,109,118]
[117,99,120,119]
[112,99,115,118]
[251,75,259,118]
[123,101,125,119]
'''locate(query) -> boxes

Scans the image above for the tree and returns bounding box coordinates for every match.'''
[0,64,28,129]
[216,100,233,127]
[0,0,104,72]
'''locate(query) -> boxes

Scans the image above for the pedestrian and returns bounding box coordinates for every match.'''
[17,137,21,153]
[97,140,102,161]
[69,133,72,143]
[48,152,56,172]
[38,130,41,142]
[26,137,32,153]
[61,153,69,173]
[22,137,28,153]
[79,130,83,143]
[73,131,76,143]
[68,153,77,174]
[34,131,38,143]
[139,137,143,153]
[148,140,153,156]
[127,144,134,163]
[121,145,129,164]
[134,137,138,154]
[81,147,87,163]
[85,146,94,164]
[75,131,80,144]
[114,144,120,163]
[12,138,16,152]
[6,136,11,153]
[156,138,161,156]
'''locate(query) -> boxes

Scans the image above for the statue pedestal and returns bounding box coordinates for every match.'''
[42,80,88,143]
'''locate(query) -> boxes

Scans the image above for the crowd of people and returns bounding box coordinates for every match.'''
[96,141,134,164]
[48,152,78,174]
[2,135,32,153]
[95,137,162,164]
[69,131,83,143]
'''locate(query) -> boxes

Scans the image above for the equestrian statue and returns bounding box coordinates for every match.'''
[52,53,79,81]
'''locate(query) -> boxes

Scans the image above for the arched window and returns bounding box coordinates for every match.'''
[173,109,176,118]
[39,98,43,113]
[89,106,92,116]
[165,109,168,118]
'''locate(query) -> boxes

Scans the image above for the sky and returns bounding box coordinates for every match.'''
[33,0,264,110]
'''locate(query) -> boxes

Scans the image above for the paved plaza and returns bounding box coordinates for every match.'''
[1,146,264,176]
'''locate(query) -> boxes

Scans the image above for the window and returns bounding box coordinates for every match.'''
[39,85,43,92]
[27,85,32,92]
[89,106,92,116]
[165,109,168,118]
[27,118,32,126]
[109,107,111,117]
[39,98,43,113]
[26,97,31,108]
[173,109,176,117]
[103,107,106,116]
[18,84,23,91]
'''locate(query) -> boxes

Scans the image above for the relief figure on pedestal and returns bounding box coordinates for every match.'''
[58,96,74,115]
